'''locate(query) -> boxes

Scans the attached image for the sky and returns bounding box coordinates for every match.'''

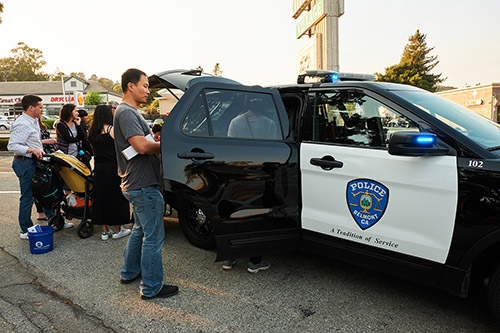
[0,0,499,88]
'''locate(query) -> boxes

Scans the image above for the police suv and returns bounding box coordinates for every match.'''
[150,69,500,320]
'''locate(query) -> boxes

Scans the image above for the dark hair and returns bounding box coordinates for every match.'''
[88,104,113,145]
[121,68,147,92]
[21,94,42,111]
[151,123,162,134]
[59,103,76,122]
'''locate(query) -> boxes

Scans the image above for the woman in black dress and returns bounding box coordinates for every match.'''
[88,104,131,240]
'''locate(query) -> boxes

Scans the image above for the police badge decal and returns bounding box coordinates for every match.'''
[346,179,389,230]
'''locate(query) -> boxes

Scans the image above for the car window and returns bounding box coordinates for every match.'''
[393,89,500,150]
[181,89,282,140]
[306,91,419,147]
[181,93,209,136]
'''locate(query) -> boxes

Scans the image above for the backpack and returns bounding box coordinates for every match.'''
[32,161,63,209]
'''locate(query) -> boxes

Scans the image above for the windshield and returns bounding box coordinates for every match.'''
[393,89,500,150]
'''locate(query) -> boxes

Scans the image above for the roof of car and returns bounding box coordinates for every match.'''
[267,80,423,93]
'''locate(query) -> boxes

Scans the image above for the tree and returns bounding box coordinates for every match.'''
[50,68,66,82]
[143,99,159,114]
[0,42,49,81]
[84,90,103,105]
[112,83,122,93]
[70,72,86,80]
[376,30,445,92]
[0,2,4,24]
[83,73,117,91]
[97,77,116,90]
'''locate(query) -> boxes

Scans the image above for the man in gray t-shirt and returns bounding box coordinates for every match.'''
[114,103,160,191]
[113,68,178,300]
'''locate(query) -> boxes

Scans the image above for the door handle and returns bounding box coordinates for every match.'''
[310,156,343,170]
[177,151,214,160]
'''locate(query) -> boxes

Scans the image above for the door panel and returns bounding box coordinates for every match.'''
[300,89,458,264]
[162,82,300,259]
[301,144,457,263]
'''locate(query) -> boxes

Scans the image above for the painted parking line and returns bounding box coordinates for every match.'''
[0,191,20,194]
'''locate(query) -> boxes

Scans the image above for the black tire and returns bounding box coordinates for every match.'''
[77,220,93,239]
[48,215,65,232]
[487,263,500,321]
[178,199,215,249]
[0,125,6,130]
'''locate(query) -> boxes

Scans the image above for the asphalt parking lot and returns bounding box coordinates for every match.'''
[0,151,499,332]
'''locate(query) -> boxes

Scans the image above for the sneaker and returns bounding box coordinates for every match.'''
[222,259,237,270]
[247,261,270,274]
[20,232,29,240]
[140,284,179,300]
[63,222,74,229]
[101,232,110,241]
[112,227,131,239]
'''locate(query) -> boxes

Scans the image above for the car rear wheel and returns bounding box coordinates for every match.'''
[178,199,215,249]
[0,125,7,130]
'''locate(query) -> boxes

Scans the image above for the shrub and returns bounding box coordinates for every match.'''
[0,138,8,151]
[42,119,56,129]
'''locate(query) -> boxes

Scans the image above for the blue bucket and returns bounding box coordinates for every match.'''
[28,225,54,254]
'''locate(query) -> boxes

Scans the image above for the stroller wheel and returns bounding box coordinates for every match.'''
[49,215,65,232]
[77,220,93,239]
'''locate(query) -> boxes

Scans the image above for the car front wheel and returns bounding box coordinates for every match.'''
[178,199,216,249]
[487,263,500,321]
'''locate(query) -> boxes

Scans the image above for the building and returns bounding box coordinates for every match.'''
[0,76,122,117]
[436,83,500,122]
[156,88,184,116]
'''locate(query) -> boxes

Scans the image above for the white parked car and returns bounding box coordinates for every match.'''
[0,116,13,130]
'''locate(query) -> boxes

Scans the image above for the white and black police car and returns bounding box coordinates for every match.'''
[150,69,500,320]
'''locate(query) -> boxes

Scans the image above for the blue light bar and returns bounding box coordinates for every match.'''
[415,135,436,145]
[330,72,340,83]
[296,70,376,84]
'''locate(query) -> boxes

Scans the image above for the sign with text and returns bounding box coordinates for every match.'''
[296,0,325,39]
[296,34,322,74]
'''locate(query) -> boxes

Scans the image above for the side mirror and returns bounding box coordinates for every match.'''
[388,131,453,156]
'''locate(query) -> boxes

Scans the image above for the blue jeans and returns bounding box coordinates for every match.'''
[12,159,36,233]
[121,186,165,297]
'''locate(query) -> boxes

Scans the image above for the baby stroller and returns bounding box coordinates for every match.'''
[32,151,94,238]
